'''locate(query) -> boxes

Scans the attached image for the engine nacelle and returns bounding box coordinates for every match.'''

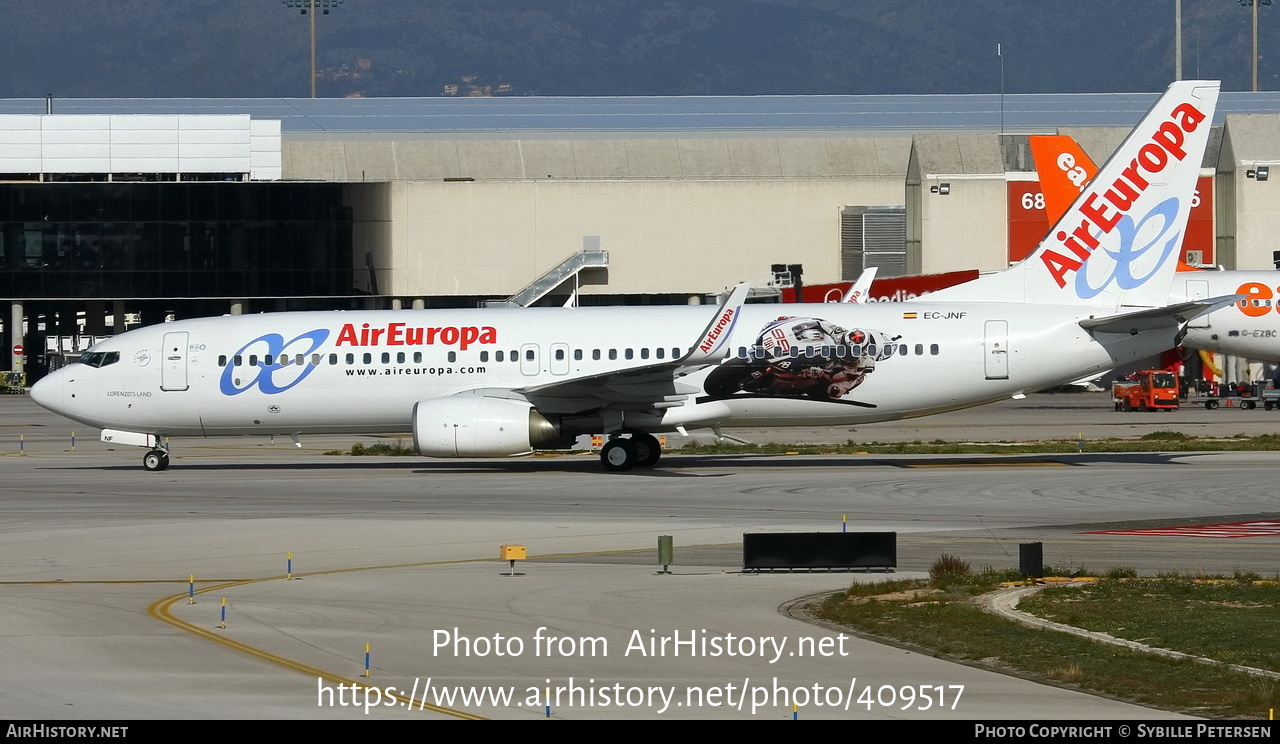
[412,395,569,457]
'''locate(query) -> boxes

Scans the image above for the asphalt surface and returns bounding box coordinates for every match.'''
[1,391,1277,721]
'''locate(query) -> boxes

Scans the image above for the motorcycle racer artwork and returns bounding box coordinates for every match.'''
[701,316,900,403]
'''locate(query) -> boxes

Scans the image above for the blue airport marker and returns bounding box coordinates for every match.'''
[793,703,798,720]
[362,643,371,678]
[217,597,227,629]
[71,431,75,452]
[19,434,23,455]
[187,574,196,605]
[287,551,293,580]
[545,687,551,718]
[842,514,847,533]
[1077,433,1084,453]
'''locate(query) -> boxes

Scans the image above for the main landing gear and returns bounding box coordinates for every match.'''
[600,432,662,472]
[143,448,171,472]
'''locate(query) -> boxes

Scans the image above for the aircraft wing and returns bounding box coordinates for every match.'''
[1079,295,1244,334]
[516,283,750,413]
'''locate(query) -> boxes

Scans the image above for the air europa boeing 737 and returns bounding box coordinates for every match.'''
[32,81,1231,472]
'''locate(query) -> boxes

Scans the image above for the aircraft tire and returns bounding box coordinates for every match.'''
[143,450,169,472]
[1206,400,1219,410]
[601,439,638,472]
[632,432,662,467]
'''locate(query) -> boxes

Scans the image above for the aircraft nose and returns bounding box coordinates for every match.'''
[29,371,62,412]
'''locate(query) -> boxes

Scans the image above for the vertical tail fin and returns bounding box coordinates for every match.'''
[928,80,1220,308]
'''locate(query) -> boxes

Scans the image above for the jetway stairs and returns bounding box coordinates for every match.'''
[483,236,609,307]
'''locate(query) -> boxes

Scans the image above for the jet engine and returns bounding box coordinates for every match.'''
[412,395,571,457]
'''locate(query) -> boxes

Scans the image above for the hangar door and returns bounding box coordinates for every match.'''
[841,206,907,280]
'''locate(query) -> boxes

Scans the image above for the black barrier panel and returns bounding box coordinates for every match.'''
[1019,542,1043,578]
[742,532,896,570]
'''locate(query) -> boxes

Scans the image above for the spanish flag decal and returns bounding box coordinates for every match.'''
[902,312,918,319]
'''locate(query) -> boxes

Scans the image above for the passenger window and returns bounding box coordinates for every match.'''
[524,349,533,361]
[414,352,422,363]
[915,344,924,356]
[218,355,227,367]
[396,352,405,364]
[625,349,634,360]
[608,349,618,361]
[574,349,583,361]
[480,351,489,362]
[297,354,306,366]
[264,354,274,365]
[930,344,940,355]
[345,353,355,365]
[449,352,458,362]
[656,348,665,360]
[311,354,321,366]
[381,352,390,364]
[234,355,243,367]
[362,353,372,364]
[250,355,259,366]
[496,351,505,362]
[593,349,601,361]
[555,348,565,361]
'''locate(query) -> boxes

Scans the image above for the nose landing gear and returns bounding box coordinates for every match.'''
[143,448,171,472]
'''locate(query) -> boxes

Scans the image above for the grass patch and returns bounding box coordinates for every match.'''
[674,434,1280,455]
[327,439,418,456]
[811,569,1280,719]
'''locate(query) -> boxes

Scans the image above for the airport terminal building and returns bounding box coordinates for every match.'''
[5,92,1280,380]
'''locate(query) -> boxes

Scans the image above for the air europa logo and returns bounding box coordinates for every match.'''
[220,329,330,396]
[335,322,496,351]
[698,308,737,353]
[1041,101,1207,290]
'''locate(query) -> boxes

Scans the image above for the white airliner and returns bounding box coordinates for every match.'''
[1029,133,1280,364]
[32,80,1230,472]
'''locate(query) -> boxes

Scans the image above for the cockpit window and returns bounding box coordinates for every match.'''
[77,351,120,368]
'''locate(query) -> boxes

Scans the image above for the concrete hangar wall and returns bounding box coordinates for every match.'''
[288,113,1280,305]
[286,134,910,300]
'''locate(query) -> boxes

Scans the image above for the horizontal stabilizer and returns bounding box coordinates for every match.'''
[1079,295,1242,334]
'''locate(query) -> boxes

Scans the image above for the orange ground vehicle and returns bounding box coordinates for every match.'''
[1112,370,1179,411]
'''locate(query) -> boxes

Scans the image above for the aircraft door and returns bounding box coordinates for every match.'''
[160,331,189,391]
[984,320,1009,380]
[550,343,570,375]
[520,343,540,376]
[1185,279,1210,328]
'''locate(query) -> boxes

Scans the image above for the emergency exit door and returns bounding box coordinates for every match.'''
[984,320,1009,380]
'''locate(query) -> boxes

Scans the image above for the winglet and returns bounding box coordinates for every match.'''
[680,283,750,366]
[842,267,878,303]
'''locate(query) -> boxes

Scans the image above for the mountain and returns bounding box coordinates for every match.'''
[0,0,1274,98]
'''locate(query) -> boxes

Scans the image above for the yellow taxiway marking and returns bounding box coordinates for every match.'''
[148,572,486,720]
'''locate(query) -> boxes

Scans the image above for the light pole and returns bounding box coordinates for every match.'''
[1240,0,1273,92]
[282,0,344,98]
